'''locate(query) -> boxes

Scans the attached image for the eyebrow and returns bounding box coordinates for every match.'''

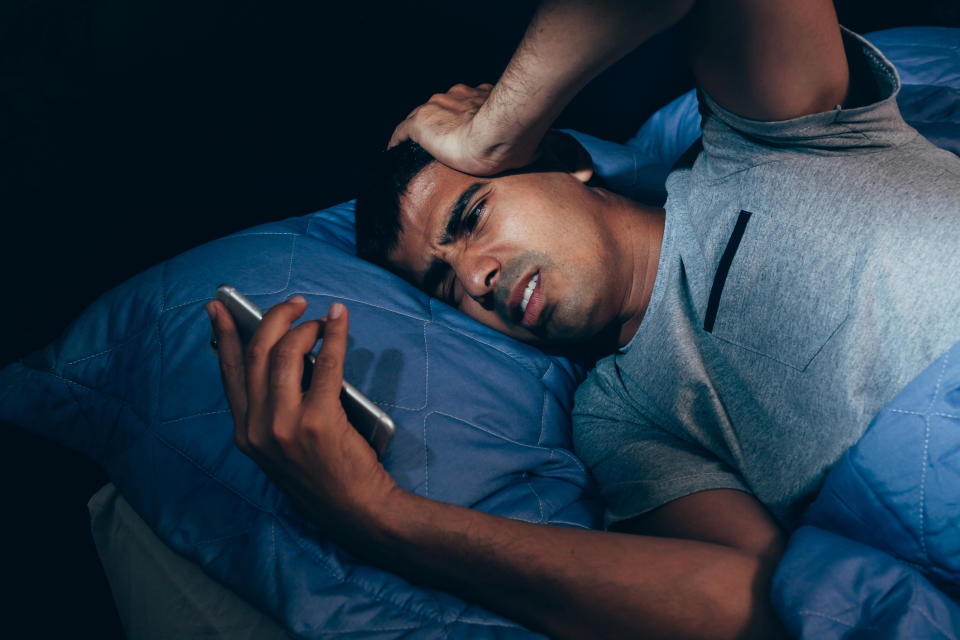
[420,181,486,297]
[420,182,487,295]
[439,181,486,246]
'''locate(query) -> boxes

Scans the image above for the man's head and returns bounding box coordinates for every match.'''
[356,138,656,348]
[355,141,437,272]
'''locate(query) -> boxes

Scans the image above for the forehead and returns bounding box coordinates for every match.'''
[388,161,482,283]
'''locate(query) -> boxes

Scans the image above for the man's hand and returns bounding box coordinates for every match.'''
[388,1,697,177]
[388,82,541,176]
[206,296,787,639]
[206,296,399,534]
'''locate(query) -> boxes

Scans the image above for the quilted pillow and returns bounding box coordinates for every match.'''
[0,188,618,637]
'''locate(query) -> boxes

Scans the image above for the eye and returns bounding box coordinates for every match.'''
[462,199,486,235]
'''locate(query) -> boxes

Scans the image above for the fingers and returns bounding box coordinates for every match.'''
[448,82,493,93]
[209,296,351,457]
[266,319,324,440]
[208,299,249,438]
[446,82,472,96]
[434,83,490,110]
[244,296,308,401]
[388,82,493,150]
[388,120,410,149]
[446,83,492,99]
[304,302,349,413]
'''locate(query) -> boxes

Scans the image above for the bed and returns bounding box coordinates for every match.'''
[1,27,958,639]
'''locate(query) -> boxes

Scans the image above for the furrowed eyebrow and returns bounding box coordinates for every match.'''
[420,181,486,297]
[439,182,485,245]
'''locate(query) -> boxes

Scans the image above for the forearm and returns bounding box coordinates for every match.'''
[208,297,785,637]
[473,0,694,167]
[338,489,785,640]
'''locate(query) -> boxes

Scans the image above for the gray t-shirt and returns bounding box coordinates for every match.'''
[572,29,960,529]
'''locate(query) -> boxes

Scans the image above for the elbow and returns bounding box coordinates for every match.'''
[711,550,789,640]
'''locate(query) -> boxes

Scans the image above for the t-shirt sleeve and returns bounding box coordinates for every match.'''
[572,361,749,530]
[692,26,909,174]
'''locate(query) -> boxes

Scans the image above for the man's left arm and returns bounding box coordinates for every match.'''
[611,488,786,567]
[683,0,851,121]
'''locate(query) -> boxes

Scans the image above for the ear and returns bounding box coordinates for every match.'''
[537,130,594,183]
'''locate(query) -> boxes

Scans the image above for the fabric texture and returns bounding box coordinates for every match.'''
[573,28,960,529]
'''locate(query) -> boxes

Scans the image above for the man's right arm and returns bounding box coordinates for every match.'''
[209,297,788,639]
[367,487,788,640]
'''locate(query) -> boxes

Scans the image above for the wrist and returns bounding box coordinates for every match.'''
[343,484,419,550]
[467,101,551,173]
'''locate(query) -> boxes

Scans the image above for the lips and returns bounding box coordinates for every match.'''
[509,270,544,328]
[520,272,539,315]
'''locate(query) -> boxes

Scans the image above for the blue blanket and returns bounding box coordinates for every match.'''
[773,341,960,638]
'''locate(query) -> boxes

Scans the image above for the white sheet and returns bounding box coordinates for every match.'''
[88,484,291,640]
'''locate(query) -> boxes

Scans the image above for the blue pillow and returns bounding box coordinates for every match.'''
[0,200,602,638]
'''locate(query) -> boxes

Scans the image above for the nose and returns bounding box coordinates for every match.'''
[459,254,501,309]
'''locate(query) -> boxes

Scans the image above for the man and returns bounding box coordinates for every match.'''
[207,1,960,637]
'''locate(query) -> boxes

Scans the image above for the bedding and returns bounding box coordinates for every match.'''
[0,195,601,638]
[0,25,957,639]
[88,484,291,640]
[772,340,960,638]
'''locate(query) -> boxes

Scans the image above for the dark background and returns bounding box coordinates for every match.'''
[2,1,957,636]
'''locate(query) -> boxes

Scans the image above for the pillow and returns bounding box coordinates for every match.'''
[0,196,605,638]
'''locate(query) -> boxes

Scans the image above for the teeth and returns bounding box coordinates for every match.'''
[520,273,539,315]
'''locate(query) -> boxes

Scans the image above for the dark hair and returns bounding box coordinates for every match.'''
[354,140,436,269]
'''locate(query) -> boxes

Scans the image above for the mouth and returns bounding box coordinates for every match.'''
[509,270,544,329]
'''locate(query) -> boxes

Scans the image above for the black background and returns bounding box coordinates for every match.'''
[2,1,957,636]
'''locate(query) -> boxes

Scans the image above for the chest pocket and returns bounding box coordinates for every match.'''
[703,209,856,371]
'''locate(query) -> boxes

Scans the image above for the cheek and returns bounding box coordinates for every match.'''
[457,298,534,340]
[459,298,503,329]
[492,191,561,241]
[494,215,539,247]
[459,297,482,318]
[497,197,598,256]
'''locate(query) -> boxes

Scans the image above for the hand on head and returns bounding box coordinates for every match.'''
[389,82,543,176]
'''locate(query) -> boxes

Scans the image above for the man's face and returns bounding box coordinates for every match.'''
[387,161,628,345]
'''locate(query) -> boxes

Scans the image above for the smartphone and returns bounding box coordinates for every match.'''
[210,284,395,459]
